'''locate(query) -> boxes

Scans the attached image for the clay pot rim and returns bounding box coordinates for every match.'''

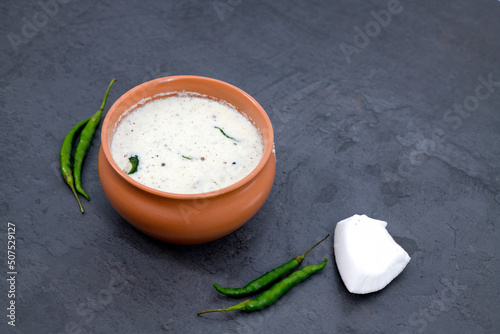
[100,75,274,200]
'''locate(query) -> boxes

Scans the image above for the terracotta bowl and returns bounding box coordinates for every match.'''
[98,75,276,245]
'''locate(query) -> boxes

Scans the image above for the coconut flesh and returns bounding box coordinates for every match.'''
[333,214,411,294]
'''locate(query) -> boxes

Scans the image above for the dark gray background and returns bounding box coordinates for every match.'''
[1,0,499,333]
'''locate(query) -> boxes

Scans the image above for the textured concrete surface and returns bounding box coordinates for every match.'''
[1,0,499,333]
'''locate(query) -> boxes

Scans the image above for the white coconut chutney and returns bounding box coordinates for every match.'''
[110,93,263,194]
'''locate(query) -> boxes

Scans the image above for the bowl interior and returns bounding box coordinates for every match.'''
[101,75,274,198]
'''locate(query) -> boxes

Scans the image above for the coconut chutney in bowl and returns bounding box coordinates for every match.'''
[98,75,275,245]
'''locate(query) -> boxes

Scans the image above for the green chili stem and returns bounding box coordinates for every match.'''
[197,300,251,315]
[212,234,329,297]
[198,258,328,315]
[74,78,116,200]
[293,234,330,265]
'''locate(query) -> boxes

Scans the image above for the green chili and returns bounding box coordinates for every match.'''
[198,258,327,315]
[214,126,238,141]
[212,234,329,297]
[73,78,116,200]
[60,118,89,213]
[128,155,139,174]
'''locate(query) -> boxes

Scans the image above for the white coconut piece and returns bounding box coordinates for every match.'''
[334,214,411,294]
